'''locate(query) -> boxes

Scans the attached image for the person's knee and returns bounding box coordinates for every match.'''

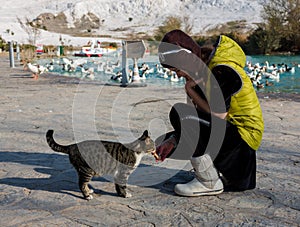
[169,103,187,125]
[170,103,187,113]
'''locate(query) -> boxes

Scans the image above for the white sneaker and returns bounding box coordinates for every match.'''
[174,154,224,197]
[174,177,224,197]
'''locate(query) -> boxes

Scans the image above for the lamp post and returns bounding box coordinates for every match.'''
[121,40,146,87]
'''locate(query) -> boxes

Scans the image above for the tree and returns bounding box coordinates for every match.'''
[153,16,194,41]
[0,36,6,51]
[286,0,300,52]
[262,0,300,52]
[17,17,41,45]
[245,26,270,54]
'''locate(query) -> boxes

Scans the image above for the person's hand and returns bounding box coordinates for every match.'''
[155,137,177,161]
[185,78,204,103]
[185,78,197,91]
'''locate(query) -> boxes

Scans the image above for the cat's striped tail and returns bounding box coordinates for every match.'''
[46,129,69,154]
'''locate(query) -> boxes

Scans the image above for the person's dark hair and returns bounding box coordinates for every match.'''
[159,29,202,59]
[200,46,214,63]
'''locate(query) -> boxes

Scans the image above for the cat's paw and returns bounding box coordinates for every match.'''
[124,192,132,198]
[85,194,93,200]
[89,189,94,194]
[118,191,132,198]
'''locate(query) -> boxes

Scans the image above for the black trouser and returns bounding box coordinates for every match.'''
[156,103,256,191]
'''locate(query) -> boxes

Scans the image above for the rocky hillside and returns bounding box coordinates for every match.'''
[32,12,101,35]
[32,0,266,37]
[1,0,266,44]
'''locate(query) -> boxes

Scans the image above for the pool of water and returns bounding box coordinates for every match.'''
[37,54,300,93]
[247,55,300,94]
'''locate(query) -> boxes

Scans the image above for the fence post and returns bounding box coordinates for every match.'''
[9,41,15,68]
[16,42,20,61]
[121,41,129,87]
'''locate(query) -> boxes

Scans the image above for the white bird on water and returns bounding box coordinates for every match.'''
[81,66,95,80]
[170,71,179,82]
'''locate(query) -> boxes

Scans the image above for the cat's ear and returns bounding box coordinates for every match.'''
[140,130,149,140]
[143,130,149,137]
[139,130,149,140]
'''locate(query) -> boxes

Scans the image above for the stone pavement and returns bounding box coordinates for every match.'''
[0,56,299,226]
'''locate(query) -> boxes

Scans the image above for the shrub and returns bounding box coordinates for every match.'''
[154,16,182,41]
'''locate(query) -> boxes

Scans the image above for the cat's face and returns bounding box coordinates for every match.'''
[137,130,156,154]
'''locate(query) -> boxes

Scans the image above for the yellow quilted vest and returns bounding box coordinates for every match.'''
[208,35,264,150]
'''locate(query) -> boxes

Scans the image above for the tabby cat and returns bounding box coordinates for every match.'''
[46,129,155,200]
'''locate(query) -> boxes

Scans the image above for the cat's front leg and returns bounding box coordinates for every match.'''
[115,184,132,198]
[114,167,133,198]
